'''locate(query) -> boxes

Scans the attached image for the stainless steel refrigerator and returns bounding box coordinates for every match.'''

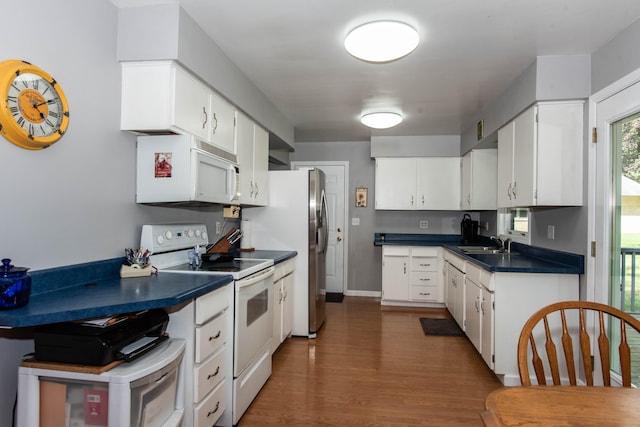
[242,169,328,337]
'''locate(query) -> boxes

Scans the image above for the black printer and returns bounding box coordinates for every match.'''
[33,309,169,366]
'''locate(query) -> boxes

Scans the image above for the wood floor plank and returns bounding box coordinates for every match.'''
[239,296,503,426]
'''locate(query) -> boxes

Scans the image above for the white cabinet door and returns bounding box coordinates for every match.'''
[416,158,461,210]
[512,106,536,206]
[271,279,283,353]
[446,263,465,329]
[235,112,269,206]
[462,149,497,210]
[173,66,211,141]
[282,272,293,340]
[209,91,236,155]
[464,278,482,353]
[535,102,584,206]
[375,158,416,209]
[497,124,514,208]
[252,124,269,206]
[480,285,494,369]
[382,247,410,301]
[235,111,254,204]
[497,102,583,208]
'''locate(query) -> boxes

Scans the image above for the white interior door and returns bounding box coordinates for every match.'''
[292,161,347,294]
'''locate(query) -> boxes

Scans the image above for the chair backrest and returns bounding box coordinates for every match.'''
[517,300,640,387]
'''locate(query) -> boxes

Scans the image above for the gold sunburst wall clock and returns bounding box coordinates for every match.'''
[0,59,70,150]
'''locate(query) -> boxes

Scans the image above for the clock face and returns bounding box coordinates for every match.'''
[8,73,64,138]
[0,59,70,150]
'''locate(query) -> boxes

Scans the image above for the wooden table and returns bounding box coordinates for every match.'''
[481,386,640,426]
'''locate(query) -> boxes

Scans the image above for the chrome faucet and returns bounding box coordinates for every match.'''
[490,236,512,253]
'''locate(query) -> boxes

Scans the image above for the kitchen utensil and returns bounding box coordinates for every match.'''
[0,258,31,309]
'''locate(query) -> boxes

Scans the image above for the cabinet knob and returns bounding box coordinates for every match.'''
[337,236,342,242]
[337,227,342,232]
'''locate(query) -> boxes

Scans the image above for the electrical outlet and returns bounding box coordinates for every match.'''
[419,220,429,229]
[216,222,223,234]
[352,218,360,226]
[547,225,555,240]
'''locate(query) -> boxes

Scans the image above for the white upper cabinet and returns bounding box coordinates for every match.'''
[375,158,417,210]
[497,101,584,208]
[209,91,237,155]
[235,111,269,206]
[375,157,460,210]
[121,61,237,156]
[461,149,497,210]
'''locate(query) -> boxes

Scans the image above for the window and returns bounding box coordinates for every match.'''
[497,208,531,244]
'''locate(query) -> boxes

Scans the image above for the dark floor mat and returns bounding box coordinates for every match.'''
[326,293,344,303]
[419,317,464,336]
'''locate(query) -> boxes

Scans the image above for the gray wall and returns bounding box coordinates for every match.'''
[592,18,640,94]
[0,1,229,422]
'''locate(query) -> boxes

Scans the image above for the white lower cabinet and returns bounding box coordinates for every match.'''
[445,249,579,385]
[382,246,443,306]
[445,252,466,329]
[464,262,494,369]
[167,284,232,427]
[272,258,295,353]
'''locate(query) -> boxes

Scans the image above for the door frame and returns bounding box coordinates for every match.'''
[291,161,349,294]
[589,68,640,305]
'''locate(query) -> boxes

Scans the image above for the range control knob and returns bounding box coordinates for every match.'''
[156,235,164,245]
[202,231,208,241]
[188,229,195,238]
[195,229,202,238]
[165,231,173,240]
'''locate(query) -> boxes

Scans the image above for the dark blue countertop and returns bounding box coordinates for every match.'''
[0,257,232,328]
[237,250,297,264]
[374,233,584,274]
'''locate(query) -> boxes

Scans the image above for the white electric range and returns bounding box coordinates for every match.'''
[141,223,274,426]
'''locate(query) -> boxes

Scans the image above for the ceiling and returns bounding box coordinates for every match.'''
[112,0,640,143]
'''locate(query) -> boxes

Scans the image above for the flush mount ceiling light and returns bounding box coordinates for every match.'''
[345,21,419,63]
[361,112,403,129]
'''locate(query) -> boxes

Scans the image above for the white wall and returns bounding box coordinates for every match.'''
[0,2,227,423]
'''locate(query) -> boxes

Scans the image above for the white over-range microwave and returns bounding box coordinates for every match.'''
[136,134,240,205]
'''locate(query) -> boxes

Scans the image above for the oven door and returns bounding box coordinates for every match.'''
[234,266,274,376]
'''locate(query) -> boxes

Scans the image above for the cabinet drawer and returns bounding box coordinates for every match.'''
[194,379,226,427]
[411,285,442,302]
[195,285,229,325]
[410,271,439,286]
[194,346,225,402]
[412,257,437,272]
[195,312,227,363]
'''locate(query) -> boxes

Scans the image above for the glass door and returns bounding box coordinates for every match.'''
[595,78,640,384]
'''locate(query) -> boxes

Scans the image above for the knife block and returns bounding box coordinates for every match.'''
[207,228,237,254]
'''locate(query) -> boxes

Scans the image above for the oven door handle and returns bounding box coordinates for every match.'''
[235,266,275,289]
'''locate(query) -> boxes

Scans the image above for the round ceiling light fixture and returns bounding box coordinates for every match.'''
[360,112,403,129]
[345,21,419,63]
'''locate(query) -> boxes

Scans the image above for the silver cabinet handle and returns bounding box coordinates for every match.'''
[211,112,218,134]
[202,106,208,129]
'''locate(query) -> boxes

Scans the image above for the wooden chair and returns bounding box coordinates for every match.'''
[517,300,640,387]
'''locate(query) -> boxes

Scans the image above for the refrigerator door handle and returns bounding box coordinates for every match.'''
[319,189,329,254]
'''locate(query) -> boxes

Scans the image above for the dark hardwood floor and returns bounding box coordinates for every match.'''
[240,296,503,426]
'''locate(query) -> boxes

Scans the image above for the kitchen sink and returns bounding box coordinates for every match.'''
[457,246,518,255]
